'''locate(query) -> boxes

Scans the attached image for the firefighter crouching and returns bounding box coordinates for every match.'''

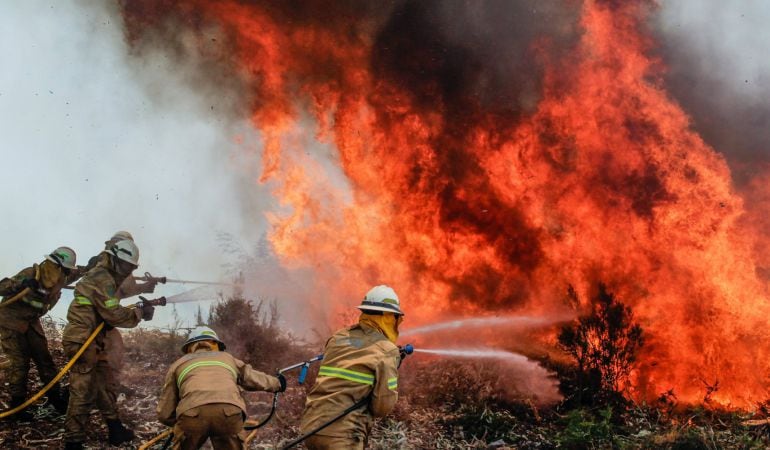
[61,239,155,450]
[157,326,286,450]
[299,285,404,450]
[0,246,81,420]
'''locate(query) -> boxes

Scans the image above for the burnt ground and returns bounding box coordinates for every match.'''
[3,320,770,449]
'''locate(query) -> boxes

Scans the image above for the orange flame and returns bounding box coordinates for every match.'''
[121,0,770,406]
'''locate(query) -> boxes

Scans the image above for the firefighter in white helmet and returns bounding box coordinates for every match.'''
[157,325,285,450]
[299,285,404,450]
[62,240,154,449]
[80,231,160,420]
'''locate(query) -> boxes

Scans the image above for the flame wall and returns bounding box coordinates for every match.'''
[119,0,770,406]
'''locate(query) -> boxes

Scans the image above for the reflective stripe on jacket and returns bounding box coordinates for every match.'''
[62,264,141,344]
[0,262,81,333]
[299,323,400,439]
[157,350,281,426]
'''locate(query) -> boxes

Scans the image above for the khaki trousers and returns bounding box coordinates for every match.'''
[305,434,367,450]
[62,338,119,443]
[0,323,59,398]
[173,403,245,450]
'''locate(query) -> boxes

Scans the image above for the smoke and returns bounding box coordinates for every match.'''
[653,1,770,182]
[0,0,273,327]
[372,0,579,114]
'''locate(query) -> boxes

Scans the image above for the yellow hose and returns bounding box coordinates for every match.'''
[138,428,173,450]
[0,322,104,419]
[0,287,32,309]
[244,427,260,446]
[0,299,146,419]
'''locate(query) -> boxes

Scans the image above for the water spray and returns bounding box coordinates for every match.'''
[413,347,529,361]
[63,272,235,290]
[401,314,571,338]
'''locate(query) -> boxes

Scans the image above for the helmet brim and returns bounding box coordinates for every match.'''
[357,304,404,315]
[181,336,226,354]
[45,254,77,270]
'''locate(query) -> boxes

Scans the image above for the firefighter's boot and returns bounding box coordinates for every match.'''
[48,386,69,414]
[107,419,135,445]
[9,395,33,421]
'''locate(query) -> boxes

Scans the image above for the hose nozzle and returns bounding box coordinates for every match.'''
[399,343,414,359]
[138,296,167,307]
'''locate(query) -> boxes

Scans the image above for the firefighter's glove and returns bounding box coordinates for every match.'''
[142,280,158,294]
[277,373,287,392]
[139,302,155,321]
[21,278,40,291]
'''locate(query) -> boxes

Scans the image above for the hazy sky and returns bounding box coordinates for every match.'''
[1,0,767,330]
[0,1,271,328]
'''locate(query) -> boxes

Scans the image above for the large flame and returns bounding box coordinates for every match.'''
[120,0,770,406]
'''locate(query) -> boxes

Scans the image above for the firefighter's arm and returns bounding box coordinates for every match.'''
[116,276,156,298]
[0,267,35,296]
[64,266,86,284]
[0,277,22,296]
[81,276,142,328]
[234,357,282,392]
[369,345,400,417]
[157,365,179,426]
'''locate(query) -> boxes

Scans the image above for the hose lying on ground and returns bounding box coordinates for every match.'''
[137,429,173,450]
[277,396,369,450]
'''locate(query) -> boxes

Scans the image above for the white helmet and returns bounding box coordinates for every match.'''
[108,239,140,266]
[45,246,77,270]
[105,230,134,249]
[357,285,404,315]
[112,230,134,241]
[182,326,226,353]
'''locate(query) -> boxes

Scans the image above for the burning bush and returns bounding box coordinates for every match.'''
[558,284,644,406]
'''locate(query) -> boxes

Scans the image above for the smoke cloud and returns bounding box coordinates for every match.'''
[654,1,770,182]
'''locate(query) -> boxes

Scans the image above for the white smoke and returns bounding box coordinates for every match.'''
[655,1,770,174]
[0,0,272,327]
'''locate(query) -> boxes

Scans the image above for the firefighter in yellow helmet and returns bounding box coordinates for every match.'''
[0,246,81,420]
[299,285,404,450]
[157,326,286,450]
[62,240,155,450]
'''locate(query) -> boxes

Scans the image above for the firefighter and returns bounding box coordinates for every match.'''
[157,325,286,450]
[84,231,159,398]
[0,247,80,420]
[299,285,404,450]
[61,239,155,450]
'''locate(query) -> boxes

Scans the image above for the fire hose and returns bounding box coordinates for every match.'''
[0,296,167,420]
[0,287,32,309]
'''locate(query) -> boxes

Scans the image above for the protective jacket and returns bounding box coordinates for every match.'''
[84,251,154,298]
[62,263,141,345]
[299,322,400,440]
[157,349,281,426]
[0,261,81,332]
